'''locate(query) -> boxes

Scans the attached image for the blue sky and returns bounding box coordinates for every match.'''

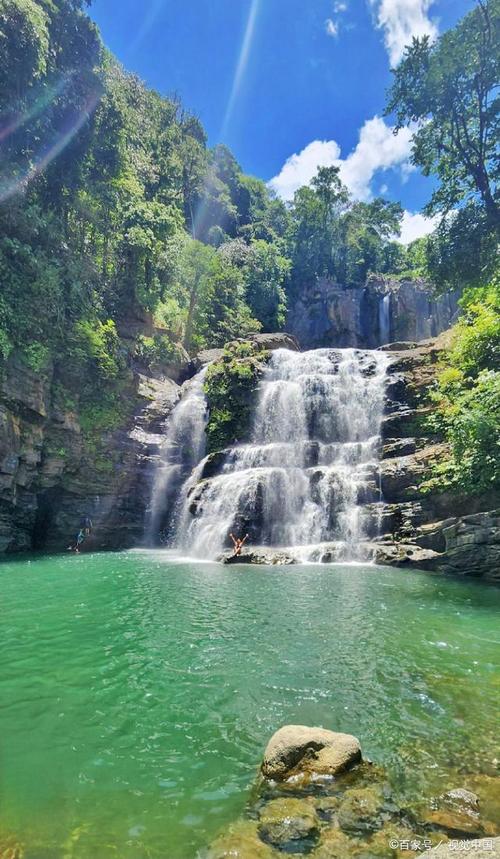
[89,0,475,242]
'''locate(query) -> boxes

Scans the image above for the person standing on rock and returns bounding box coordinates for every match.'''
[229,532,249,557]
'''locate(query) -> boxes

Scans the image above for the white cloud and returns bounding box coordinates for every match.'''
[269,139,341,202]
[325,3,348,39]
[269,115,414,202]
[338,116,414,200]
[398,210,439,244]
[369,0,438,65]
[325,18,339,37]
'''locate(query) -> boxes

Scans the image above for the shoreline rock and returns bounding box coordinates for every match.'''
[204,724,500,859]
[261,725,362,780]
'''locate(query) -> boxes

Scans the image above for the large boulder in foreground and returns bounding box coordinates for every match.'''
[261,725,362,780]
[420,838,500,858]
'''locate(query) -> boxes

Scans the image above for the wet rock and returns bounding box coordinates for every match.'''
[312,828,356,859]
[382,439,417,459]
[199,450,228,481]
[465,774,500,822]
[136,375,180,434]
[420,837,500,859]
[420,786,492,839]
[258,798,320,851]
[0,836,24,859]
[220,549,297,566]
[205,820,276,859]
[375,510,500,582]
[380,446,448,502]
[249,332,300,352]
[194,332,299,371]
[261,725,362,781]
[423,808,487,838]
[374,543,441,568]
[434,511,500,581]
[194,348,225,368]
[337,787,387,834]
[314,796,341,822]
[443,789,480,810]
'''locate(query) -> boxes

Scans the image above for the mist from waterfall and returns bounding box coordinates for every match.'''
[164,348,389,562]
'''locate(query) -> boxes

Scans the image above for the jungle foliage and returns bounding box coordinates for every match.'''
[426,280,500,494]
[204,341,268,454]
[0,0,425,403]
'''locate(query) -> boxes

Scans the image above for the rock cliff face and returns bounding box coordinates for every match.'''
[373,335,500,582]
[0,355,180,554]
[286,277,459,348]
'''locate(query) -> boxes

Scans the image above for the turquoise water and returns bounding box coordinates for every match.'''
[1,551,499,858]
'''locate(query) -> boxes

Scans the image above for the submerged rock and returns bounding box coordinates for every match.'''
[337,787,387,834]
[258,797,320,851]
[442,788,480,810]
[0,836,24,859]
[261,725,362,781]
[312,827,355,859]
[205,820,276,859]
[418,784,493,839]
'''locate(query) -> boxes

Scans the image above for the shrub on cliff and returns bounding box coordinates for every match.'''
[426,280,500,494]
[204,341,268,454]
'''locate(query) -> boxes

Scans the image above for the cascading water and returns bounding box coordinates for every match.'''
[158,348,389,562]
[147,368,207,543]
[379,293,391,346]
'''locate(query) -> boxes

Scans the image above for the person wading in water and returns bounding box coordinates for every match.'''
[229,532,249,557]
[68,529,86,553]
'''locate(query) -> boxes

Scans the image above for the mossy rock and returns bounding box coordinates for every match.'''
[206,820,277,859]
[204,340,269,454]
[258,797,320,852]
[312,827,356,859]
[337,787,388,834]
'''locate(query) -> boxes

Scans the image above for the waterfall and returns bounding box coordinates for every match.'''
[147,368,207,544]
[165,348,389,562]
[378,293,391,346]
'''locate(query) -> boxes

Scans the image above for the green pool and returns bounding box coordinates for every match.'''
[1,551,499,858]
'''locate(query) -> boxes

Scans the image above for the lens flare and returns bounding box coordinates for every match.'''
[0,76,72,144]
[0,90,101,205]
[131,0,166,53]
[221,0,261,136]
[188,0,261,240]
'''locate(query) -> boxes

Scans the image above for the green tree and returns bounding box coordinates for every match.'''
[386,0,500,226]
[339,198,403,284]
[427,279,500,494]
[242,240,290,331]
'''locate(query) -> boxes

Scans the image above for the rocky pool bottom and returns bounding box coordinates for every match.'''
[0,551,499,859]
